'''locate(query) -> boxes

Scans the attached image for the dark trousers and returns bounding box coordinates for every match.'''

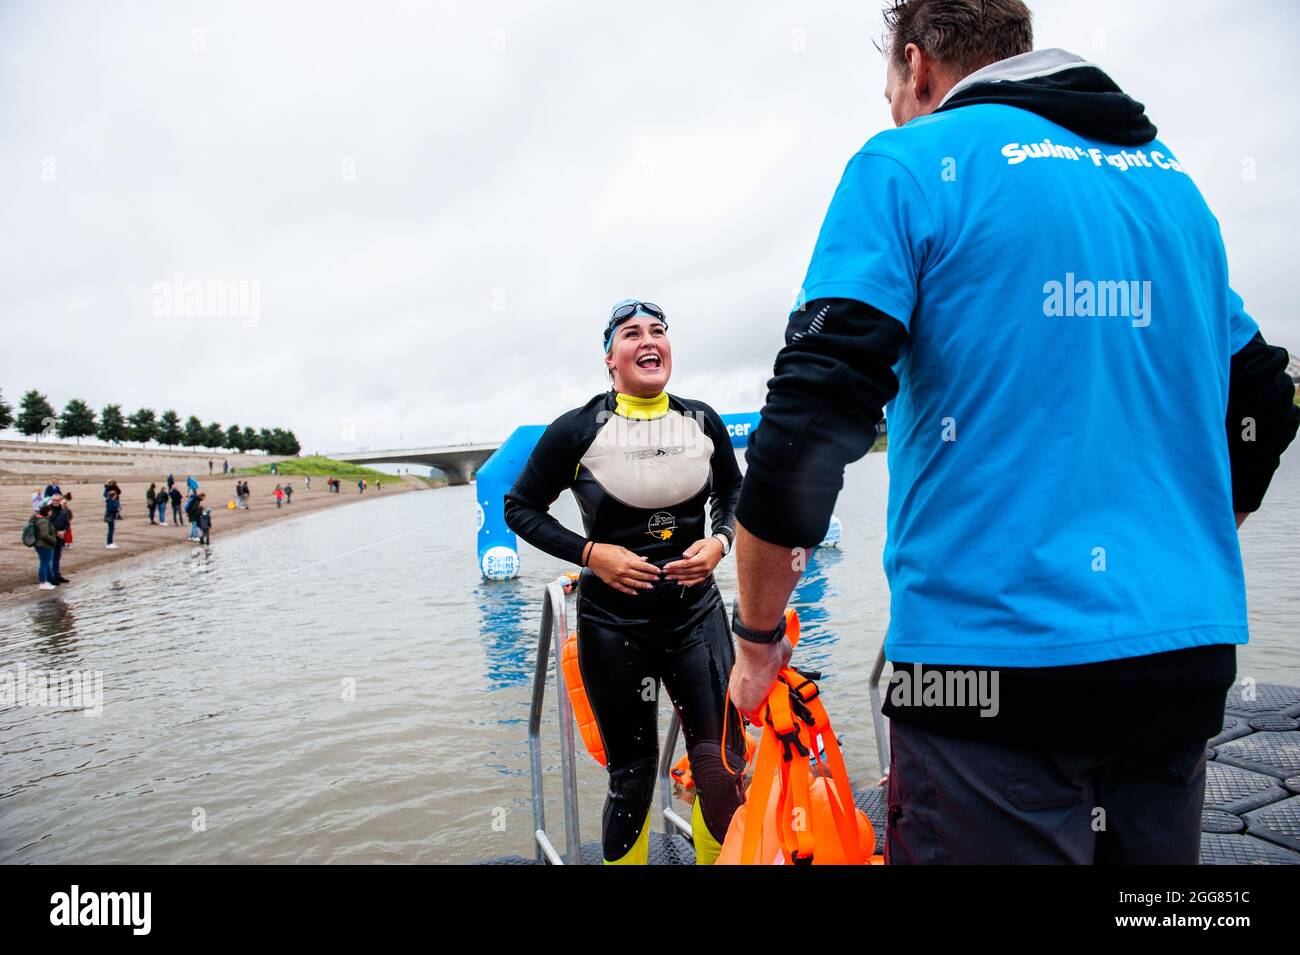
[52,541,64,578]
[106,518,116,545]
[885,719,1206,864]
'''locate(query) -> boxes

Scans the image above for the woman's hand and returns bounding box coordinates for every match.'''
[662,537,724,586]
[586,543,661,595]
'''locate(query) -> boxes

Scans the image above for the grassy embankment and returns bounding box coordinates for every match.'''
[240,455,446,487]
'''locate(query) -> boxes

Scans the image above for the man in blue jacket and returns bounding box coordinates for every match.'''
[729,0,1298,863]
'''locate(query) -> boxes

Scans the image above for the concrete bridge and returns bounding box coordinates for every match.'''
[328,443,498,485]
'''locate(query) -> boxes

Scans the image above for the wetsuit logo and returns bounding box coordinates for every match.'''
[646,511,676,540]
[625,446,684,461]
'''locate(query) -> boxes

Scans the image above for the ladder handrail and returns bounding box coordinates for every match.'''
[527,577,582,863]
[528,575,692,863]
[868,642,890,775]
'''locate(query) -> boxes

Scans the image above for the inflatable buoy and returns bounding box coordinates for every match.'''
[717,774,875,865]
[561,632,605,767]
[717,608,876,865]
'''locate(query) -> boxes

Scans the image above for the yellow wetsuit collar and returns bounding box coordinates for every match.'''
[613,390,669,420]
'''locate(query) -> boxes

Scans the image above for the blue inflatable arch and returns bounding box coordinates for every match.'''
[476,412,761,579]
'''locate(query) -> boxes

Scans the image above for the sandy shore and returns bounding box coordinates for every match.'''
[1,474,419,607]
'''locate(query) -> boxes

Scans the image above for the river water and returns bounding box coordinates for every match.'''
[2,452,1297,863]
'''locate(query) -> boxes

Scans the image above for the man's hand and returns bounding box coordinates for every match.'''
[727,520,806,717]
[663,537,723,586]
[729,637,793,718]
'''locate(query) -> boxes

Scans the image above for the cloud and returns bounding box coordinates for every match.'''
[1,0,1295,453]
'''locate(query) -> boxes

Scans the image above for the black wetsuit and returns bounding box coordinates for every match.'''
[505,389,745,862]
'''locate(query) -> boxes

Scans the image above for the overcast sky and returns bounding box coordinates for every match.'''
[2,0,1296,454]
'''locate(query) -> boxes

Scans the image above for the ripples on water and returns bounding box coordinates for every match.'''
[1,455,1296,863]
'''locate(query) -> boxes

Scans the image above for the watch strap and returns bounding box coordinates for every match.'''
[731,598,786,644]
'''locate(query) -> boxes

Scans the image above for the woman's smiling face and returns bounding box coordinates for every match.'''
[606,314,671,396]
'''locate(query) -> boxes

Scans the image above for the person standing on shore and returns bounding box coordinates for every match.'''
[305,475,311,491]
[283,481,293,504]
[727,0,1300,865]
[146,483,158,524]
[48,493,70,584]
[27,503,59,590]
[186,492,205,541]
[31,488,43,513]
[208,459,213,475]
[199,502,212,545]
[155,486,168,524]
[61,492,74,548]
[104,488,121,549]
[43,478,62,498]
[187,475,199,494]
[169,485,183,525]
[167,473,175,492]
[274,484,284,508]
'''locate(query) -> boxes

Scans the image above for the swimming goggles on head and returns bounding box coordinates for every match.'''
[603,301,667,351]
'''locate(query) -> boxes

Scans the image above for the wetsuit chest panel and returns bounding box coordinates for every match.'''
[578,410,713,511]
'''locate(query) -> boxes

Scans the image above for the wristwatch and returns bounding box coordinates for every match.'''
[731,599,786,644]
[712,531,732,557]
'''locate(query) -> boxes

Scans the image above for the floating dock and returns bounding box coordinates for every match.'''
[479,679,1300,865]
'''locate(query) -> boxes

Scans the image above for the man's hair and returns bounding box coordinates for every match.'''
[881,0,1033,78]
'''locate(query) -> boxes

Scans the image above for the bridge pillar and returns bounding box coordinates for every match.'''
[441,459,475,486]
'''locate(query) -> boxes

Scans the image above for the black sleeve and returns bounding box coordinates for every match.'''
[696,403,742,546]
[737,297,907,548]
[1225,332,1299,513]
[503,414,590,565]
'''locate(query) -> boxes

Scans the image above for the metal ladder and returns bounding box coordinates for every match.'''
[527,575,692,865]
[526,573,893,864]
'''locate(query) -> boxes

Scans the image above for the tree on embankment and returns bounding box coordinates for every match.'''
[156,410,183,448]
[183,416,206,450]
[16,390,56,440]
[205,422,224,451]
[0,389,13,431]
[128,408,157,447]
[225,424,244,452]
[98,404,128,445]
[57,398,97,444]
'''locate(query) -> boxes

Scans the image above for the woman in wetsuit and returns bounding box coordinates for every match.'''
[504,299,745,865]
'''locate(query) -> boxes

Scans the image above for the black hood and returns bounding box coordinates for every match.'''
[934,48,1157,145]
